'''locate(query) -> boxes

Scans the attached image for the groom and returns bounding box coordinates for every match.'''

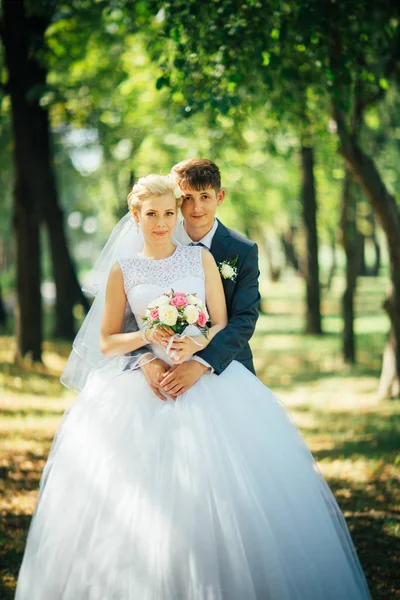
[141,158,261,399]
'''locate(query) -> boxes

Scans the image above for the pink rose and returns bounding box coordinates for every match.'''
[197,312,207,327]
[149,308,159,321]
[174,291,187,297]
[171,295,187,308]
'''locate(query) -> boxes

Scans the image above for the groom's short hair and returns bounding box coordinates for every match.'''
[171,158,221,193]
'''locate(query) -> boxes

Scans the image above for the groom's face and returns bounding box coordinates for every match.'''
[180,186,225,235]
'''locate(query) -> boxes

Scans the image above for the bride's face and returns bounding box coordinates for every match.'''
[135,193,177,245]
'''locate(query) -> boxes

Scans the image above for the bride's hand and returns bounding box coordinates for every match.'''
[147,326,174,347]
[168,335,207,364]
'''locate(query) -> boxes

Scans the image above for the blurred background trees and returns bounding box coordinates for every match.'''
[0,0,399,398]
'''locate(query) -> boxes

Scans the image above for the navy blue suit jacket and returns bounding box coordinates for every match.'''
[199,219,260,374]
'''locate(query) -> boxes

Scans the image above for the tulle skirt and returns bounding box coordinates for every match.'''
[15,361,372,600]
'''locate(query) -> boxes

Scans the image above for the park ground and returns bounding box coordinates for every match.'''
[0,273,399,599]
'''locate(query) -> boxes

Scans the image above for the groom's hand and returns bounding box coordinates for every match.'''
[160,360,209,398]
[140,358,170,401]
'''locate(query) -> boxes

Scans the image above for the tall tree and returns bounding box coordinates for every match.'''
[1,0,97,353]
[340,168,360,363]
[2,0,44,360]
[300,143,322,333]
[327,2,400,397]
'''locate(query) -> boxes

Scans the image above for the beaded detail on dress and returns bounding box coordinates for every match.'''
[118,244,204,294]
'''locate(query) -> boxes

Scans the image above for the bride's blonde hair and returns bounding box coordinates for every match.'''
[127,174,183,211]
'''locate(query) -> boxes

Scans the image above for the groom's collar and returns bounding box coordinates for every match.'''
[210,218,231,263]
[180,218,219,249]
[213,218,230,239]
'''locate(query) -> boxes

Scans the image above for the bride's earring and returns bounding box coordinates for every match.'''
[135,220,140,233]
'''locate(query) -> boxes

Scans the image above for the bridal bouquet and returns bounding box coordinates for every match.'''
[142,290,210,337]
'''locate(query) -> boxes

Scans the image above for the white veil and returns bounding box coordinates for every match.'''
[61,212,149,393]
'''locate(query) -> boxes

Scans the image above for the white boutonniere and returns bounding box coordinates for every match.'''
[218,256,238,282]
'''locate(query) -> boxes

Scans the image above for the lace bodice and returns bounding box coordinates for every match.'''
[119,244,204,294]
[118,244,205,363]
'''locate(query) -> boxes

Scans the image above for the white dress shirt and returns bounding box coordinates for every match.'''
[173,218,219,248]
[172,219,219,372]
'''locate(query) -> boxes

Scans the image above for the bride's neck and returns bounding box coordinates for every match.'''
[141,239,176,260]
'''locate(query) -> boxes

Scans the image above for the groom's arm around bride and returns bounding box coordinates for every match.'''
[197,225,260,375]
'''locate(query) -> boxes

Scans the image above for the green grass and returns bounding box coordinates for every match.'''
[1,273,399,598]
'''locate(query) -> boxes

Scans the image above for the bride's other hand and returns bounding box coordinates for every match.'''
[168,338,196,364]
[147,326,174,347]
[168,335,206,364]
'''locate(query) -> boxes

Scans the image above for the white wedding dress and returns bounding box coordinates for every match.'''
[15,244,372,600]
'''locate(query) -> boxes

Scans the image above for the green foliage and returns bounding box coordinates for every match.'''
[152,0,400,119]
[0,0,398,287]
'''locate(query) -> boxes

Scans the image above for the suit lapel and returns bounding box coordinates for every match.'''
[210,219,231,264]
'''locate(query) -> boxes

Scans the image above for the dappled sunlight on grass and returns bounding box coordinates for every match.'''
[252,321,385,394]
[320,456,398,490]
[0,338,75,597]
[0,335,73,399]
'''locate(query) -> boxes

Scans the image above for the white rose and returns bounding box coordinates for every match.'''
[220,263,236,279]
[183,304,200,324]
[148,294,170,309]
[186,294,198,305]
[195,300,207,316]
[158,305,178,326]
[156,294,171,306]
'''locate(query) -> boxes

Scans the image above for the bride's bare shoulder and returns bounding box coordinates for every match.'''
[201,248,218,271]
[106,261,125,290]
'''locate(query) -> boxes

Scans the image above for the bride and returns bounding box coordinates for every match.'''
[15,174,372,600]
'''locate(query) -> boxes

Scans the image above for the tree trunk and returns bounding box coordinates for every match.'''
[340,168,359,363]
[280,225,300,273]
[334,106,400,397]
[379,307,400,399]
[2,0,48,361]
[357,233,367,276]
[325,230,337,291]
[2,0,88,343]
[370,216,381,276]
[261,237,281,282]
[43,197,90,339]
[0,284,6,327]
[0,238,13,272]
[39,115,90,339]
[300,144,322,334]
[356,200,382,276]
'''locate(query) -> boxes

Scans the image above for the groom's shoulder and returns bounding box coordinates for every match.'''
[222,223,257,251]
